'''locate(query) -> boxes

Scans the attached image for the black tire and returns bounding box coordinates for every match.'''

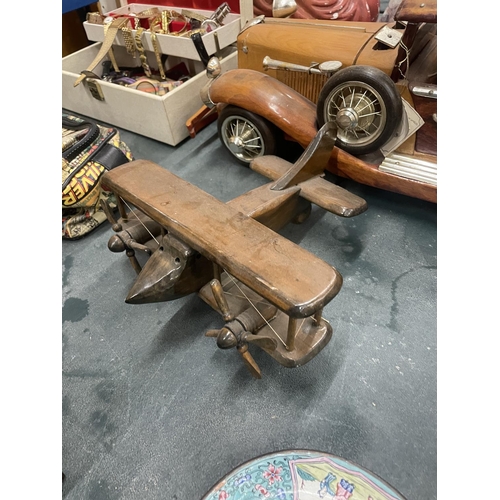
[217,105,278,166]
[316,65,403,156]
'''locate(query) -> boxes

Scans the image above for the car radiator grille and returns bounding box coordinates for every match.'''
[276,72,329,104]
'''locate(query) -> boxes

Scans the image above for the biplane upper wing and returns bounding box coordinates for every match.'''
[102,160,342,318]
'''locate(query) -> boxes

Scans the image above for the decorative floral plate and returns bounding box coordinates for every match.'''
[202,450,406,500]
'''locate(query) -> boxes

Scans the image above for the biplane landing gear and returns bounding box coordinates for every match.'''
[291,203,311,224]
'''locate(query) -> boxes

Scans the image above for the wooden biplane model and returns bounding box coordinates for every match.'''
[101,122,367,378]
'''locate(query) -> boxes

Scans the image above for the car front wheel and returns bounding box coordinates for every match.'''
[317,65,403,156]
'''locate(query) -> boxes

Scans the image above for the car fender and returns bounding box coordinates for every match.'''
[209,69,317,149]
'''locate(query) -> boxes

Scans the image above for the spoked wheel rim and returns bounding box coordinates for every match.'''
[324,80,388,149]
[220,115,265,163]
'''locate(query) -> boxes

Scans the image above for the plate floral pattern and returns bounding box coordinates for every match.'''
[203,450,406,500]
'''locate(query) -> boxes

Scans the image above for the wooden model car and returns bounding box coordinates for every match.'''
[200,0,437,203]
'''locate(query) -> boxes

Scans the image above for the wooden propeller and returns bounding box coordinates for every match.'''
[238,344,262,379]
[205,278,278,378]
[100,198,122,232]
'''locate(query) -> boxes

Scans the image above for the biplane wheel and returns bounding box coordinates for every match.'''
[316,65,403,156]
[292,204,311,224]
[217,105,277,166]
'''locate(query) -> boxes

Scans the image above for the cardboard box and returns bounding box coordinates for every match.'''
[62,43,237,145]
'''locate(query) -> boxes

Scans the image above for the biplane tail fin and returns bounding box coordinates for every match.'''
[270,122,337,190]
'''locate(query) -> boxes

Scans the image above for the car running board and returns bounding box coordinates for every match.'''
[379,153,437,186]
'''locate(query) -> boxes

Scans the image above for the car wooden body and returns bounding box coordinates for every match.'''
[201,0,437,202]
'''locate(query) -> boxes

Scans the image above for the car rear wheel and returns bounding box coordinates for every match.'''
[217,106,277,166]
[317,66,403,156]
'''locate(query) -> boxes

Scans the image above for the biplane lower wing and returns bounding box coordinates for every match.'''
[102,160,342,319]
